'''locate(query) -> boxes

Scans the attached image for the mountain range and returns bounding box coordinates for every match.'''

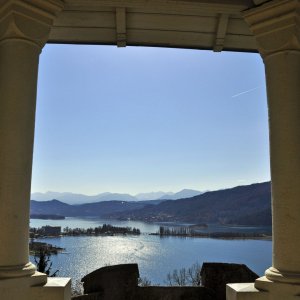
[107,182,271,225]
[30,182,271,226]
[31,189,203,205]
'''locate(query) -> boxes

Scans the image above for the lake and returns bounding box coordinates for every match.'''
[30,217,272,287]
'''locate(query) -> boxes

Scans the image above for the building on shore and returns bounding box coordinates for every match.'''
[41,226,61,237]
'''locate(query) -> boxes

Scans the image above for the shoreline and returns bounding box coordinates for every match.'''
[149,233,272,240]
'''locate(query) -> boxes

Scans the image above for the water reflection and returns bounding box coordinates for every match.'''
[31,234,271,287]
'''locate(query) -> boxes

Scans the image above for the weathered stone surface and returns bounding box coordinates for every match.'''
[73,286,215,300]
[81,264,139,299]
[136,286,215,300]
[79,263,259,300]
[201,262,258,300]
[72,293,102,300]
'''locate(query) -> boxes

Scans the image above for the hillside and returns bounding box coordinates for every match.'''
[105,182,271,226]
[30,199,148,217]
[30,182,272,226]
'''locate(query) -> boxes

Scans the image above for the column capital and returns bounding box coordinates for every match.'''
[0,0,64,48]
[243,0,300,58]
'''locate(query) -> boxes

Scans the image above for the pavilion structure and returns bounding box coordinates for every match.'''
[0,0,300,299]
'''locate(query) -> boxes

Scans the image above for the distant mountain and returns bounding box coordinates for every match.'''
[106,182,272,226]
[31,192,136,205]
[159,189,202,200]
[30,182,272,226]
[31,189,203,204]
[135,192,172,201]
[94,193,136,202]
[31,199,74,216]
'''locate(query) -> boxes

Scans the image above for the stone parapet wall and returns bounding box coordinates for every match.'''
[72,293,102,300]
[73,286,214,300]
[136,286,215,300]
[73,263,258,300]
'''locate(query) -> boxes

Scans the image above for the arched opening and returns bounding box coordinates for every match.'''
[30,44,271,288]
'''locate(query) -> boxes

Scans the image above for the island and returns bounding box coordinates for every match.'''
[29,241,64,255]
[30,214,65,220]
[150,226,272,239]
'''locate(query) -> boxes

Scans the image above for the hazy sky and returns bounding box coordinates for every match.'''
[31,44,270,195]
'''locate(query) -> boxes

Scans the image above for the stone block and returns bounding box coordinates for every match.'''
[31,277,71,300]
[226,283,266,300]
[0,273,71,300]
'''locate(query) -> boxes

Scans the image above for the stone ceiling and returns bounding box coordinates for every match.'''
[48,0,270,51]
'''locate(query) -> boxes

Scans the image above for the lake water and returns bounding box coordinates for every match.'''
[30,217,272,286]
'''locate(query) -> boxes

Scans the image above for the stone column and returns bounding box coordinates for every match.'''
[0,0,64,279]
[227,1,300,298]
[244,0,300,285]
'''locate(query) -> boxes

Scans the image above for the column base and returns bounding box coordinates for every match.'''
[265,267,300,284]
[0,262,36,278]
[227,276,300,300]
[0,271,71,300]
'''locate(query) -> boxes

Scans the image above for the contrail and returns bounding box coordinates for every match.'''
[231,86,261,98]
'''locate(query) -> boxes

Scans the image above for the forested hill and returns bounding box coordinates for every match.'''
[30,182,271,226]
[30,200,147,217]
[106,182,272,226]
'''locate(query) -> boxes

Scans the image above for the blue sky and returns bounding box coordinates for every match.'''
[31,44,270,195]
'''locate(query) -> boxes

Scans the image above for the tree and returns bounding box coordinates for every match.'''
[138,277,152,287]
[34,247,59,277]
[165,262,201,286]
